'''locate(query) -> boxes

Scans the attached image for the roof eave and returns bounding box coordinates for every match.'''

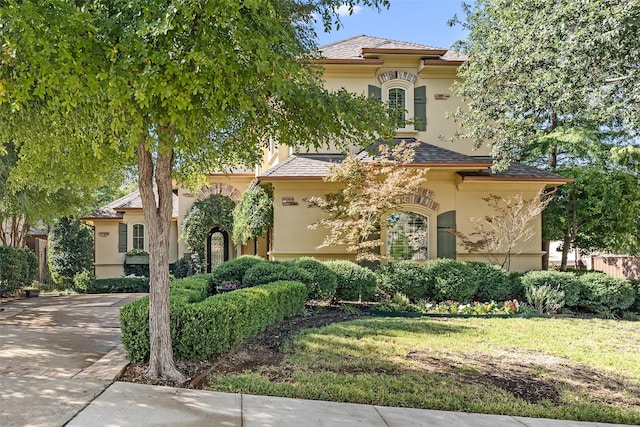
[362,48,448,57]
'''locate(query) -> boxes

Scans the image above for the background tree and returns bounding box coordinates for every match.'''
[48,217,94,288]
[1,0,395,381]
[307,141,427,262]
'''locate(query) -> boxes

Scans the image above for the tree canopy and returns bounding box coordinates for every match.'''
[0,0,395,380]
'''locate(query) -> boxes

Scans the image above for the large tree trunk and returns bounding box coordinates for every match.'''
[138,135,185,382]
[560,231,572,271]
[541,240,550,270]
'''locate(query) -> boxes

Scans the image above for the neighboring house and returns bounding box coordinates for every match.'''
[83,35,570,278]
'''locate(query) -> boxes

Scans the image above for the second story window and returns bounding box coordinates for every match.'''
[388,87,406,128]
[132,224,145,251]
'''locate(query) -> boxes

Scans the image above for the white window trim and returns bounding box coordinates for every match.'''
[382,80,414,132]
[132,223,146,251]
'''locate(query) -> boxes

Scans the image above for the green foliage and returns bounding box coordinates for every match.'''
[466,261,513,302]
[293,257,338,300]
[630,280,640,313]
[377,260,433,302]
[121,280,306,361]
[0,246,37,291]
[423,259,477,303]
[170,256,196,279]
[232,185,273,245]
[48,217,94,288]
[123,263,149,277]
[324,260,378,302]
[88,277,150,294]
[72,270,94,293]
[242,261,312,289]
[182,195,236,273]
[207,255,265,295]
[520,270,581,308]
[525,285,565,314]
[577,273,636,315]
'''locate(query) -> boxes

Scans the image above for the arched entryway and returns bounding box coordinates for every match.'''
[207,228,230,273]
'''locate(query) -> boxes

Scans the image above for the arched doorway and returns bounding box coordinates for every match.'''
[207,228,229,273]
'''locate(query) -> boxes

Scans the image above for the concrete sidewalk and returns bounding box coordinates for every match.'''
[66,381,632,427]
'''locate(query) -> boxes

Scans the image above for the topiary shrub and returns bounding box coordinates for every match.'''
[88,277,150,293]
[423,259,477,303]
[467,261,513,302]
[577,273,635,315]
[170,256,196,279]
[293,257,338,300]
[377,260,432,302]
[207,255,264,295]
[242,261,311,289]
[49,217,94,288]
[324,260,377,302]
[520,270,581,308]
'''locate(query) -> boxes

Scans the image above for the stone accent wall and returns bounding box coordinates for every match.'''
[197,183,242,203]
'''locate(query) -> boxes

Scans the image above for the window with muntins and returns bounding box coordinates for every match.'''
[132,224,145,251]
[388,87,406,128]
[386,212,429,261]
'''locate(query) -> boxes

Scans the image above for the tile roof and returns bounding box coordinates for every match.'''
[458,157,573,182]
[83,190,180,220]
[319,35,467,61]
[260,154,346,178]
[356,139,492,166]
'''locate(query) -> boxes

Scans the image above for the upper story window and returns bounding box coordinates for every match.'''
[132,224,145,251]
[388,87,407,128]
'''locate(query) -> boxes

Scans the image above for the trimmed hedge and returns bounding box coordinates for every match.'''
[242,261,311,289]
[324,260,377,301]
[121,280,306,361]
[123,263,149,277]
[577,273,635,315]
[293,257,338,300]
[0,246,37,292]
[467,261,513,302]
[207,255,264,295]
[377,260,433,301]
[424,259,478,303]
[520,270,582,308]
[88,277,150,293]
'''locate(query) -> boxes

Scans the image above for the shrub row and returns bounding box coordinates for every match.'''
[88,277,150,293]
[121,280,306,361]
[0,246,38,292]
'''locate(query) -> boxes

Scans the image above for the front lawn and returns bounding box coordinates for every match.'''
[207,316,640,424]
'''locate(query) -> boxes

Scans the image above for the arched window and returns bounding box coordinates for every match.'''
[388,87,406,128]
[132,224,145,251]
[386,212,429,261]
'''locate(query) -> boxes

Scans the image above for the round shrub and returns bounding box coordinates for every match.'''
[520,270,581,308]
[509,272,526,302]
[242,261,312,289]
[467,261,513,302]
[577,273,635,314]
[324,260,377,302]
[208,255,264,295]
[293,257,338,300]
[377,260,433,302]
[423,259,477,303]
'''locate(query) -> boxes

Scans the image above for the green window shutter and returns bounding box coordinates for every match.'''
[414,86,427,131]
[437,211,456,260]
[368,85,382,101]
[118,223,127,253]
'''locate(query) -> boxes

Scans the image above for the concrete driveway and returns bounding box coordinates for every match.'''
[0,293,145,427]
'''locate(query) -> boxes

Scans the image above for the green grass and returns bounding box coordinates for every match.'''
[208,316,640,424]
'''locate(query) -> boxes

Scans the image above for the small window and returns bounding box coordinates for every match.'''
[132,224,145,251]
[388,87,406,128]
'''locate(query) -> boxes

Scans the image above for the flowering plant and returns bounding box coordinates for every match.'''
[220,282,238,290]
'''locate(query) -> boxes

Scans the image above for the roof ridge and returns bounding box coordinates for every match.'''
[318,34,368,49]
[103,189,140,210]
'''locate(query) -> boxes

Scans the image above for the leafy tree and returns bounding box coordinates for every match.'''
[1,0,395,380]
[307,141,427,262]
[49,217,94,288]
[452,0,639,170]
[232,185,273,245]
[447,192,552,271]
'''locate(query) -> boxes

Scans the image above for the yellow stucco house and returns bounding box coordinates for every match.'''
[82,36,570,278]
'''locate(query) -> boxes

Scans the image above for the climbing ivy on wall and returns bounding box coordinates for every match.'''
[232,185,273,245]
[182,195,235,272]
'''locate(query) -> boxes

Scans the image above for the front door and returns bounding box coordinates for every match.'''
[207,228,229,273]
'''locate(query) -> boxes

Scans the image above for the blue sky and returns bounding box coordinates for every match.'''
[314,0,467,49]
